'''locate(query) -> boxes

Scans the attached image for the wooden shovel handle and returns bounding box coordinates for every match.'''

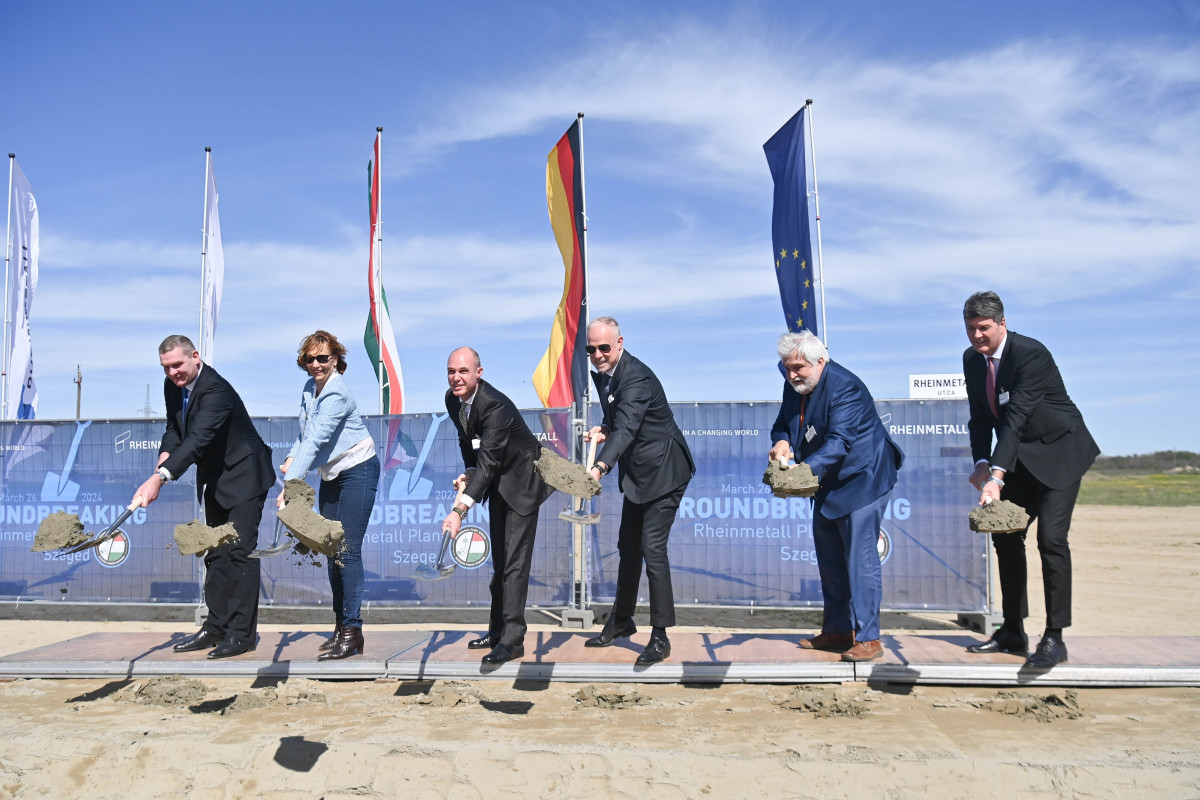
[586,437,598,470]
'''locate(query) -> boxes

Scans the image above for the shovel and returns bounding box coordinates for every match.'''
[558,438,601,526]
[250,517,292,559]
[64,495,143,554]
[412,487,465,582]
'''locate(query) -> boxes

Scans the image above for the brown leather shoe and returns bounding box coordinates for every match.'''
[840,640,883,662]
[798,632,855,652]
[318,627,340,652]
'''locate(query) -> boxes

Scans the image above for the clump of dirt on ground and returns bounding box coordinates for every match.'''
[407,680,483,707]
[773,687,869,718]
[116,675,209,707]
[277,478,345,557]
[969,499,1030,533]
[763,460,819,498]
[574,684,647,709]
[979,689,1084,722]
[535,447,602,498]
[173,520,238,556]
[31,512,89,551]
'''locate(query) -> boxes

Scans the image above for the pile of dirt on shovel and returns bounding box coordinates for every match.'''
[276,478,345,557]
[762,460,819,498]
[31,512,90,551]
[534,447,602,499]
[173,520,238,556]
[969,499,1030,533]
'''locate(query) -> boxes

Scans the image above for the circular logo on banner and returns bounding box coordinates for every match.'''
[877,527,892,566]
[451,525,490,569]
[95,532,131,568]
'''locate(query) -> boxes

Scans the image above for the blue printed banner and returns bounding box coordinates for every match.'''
[0,401,985,612]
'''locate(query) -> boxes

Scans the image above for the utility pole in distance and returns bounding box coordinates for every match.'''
[74,366,82,420]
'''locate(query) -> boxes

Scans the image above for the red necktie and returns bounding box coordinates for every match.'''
[985,356,999,417]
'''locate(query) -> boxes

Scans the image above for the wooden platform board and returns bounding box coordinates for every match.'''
[1,631,1198,687]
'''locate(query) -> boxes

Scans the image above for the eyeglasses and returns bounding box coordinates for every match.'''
[304,354,335,365]
[585,344,613,355]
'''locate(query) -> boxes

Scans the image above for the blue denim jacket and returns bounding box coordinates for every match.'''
[285,372,372,479]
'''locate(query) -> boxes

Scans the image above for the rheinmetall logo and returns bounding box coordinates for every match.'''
[877,527,892,565]
[450,526,490,569]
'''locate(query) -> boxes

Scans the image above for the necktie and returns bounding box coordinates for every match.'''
[181,387,190,431]
[985,357,999,417]
[459,402,470,432]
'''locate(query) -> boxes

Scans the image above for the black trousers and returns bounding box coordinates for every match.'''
[486,491,541,648]
[994,464,1079,633]
[201,487,268,642]
[611,485,686,629]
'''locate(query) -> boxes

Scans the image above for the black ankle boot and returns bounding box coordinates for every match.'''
[318,626,341,652]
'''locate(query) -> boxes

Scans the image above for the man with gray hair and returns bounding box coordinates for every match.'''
[769,330,903,662]
[962,291,1098,669]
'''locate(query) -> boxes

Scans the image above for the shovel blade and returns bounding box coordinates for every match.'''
[413,563,456,582]
[249,542,292,559]
[557,508,601,525]
[63,528,124,554]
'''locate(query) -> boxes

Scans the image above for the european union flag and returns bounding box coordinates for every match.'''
[764,107,817,337]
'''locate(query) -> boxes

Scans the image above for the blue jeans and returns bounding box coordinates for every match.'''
[812,493,889,642]
[319,455,380,630]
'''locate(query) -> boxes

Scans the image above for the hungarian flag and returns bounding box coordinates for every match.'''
[364,131,404,414]
[532,119,588,408]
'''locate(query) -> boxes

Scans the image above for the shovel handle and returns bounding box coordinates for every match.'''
[585,437,598,470]
[432,531,453,570]
[442,487,468,536]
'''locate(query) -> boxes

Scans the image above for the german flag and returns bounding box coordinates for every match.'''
[532,118,588,408]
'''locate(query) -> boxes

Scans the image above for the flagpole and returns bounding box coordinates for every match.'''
[199,147,212,362]
[805,99,828,346]
[2,154,14,419]
[375,127,384,415]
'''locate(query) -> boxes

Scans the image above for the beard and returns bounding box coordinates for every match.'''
[789,378,815,395]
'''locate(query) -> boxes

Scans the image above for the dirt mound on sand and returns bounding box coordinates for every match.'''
[969,499,1030,533]
[574,685,647,709]
[774,687,870,718]
[535,447,602,499]
[277,478,344,557]
[173,520,238,556]
[32,512,89,551]
[763,460,819,498]
[979,690,1084,722]
[117,675,209,707]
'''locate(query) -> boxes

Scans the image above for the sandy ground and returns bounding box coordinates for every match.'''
[0,505,1196,799]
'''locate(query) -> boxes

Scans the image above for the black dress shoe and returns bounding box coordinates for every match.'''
[481,643,524,665]
[173,629,223,653]
[208,636,256,659]
[635,637,671,665]
[1024,635,1068,669]
[584,618,637,648]
[966,630,1028,656]
[468,633,499,650]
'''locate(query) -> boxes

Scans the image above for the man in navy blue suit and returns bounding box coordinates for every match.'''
[769,331,903,662]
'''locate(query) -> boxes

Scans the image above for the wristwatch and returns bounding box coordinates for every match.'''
[985,475,1005,489]
[156,468,171,484]
[595,462,611,476]
[452,504,468,519]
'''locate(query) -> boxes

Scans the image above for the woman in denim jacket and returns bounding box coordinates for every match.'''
[281,330,381,659]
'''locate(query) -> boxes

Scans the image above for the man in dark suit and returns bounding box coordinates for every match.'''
[442,346,554,665]
[134,335,274,659]
[583,317,695,664]
[962,291,1098,669]
[769,330,903,662]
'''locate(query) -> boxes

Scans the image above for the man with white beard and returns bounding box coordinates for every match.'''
[769,331,903,662]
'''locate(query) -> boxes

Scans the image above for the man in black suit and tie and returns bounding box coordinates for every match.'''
[442,346,554,665]
[962,292,1099,669]
[134,335,274,659]
[583,317,695,664]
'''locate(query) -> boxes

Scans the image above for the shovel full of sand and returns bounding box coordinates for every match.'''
[556,438,602,526]
[249,517,292,559]
[63,496,144,554]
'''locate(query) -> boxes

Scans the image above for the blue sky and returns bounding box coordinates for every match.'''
[5,1,1199,455]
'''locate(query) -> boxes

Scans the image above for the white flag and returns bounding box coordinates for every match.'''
[5,159,38,420]
[200,152,224,364]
